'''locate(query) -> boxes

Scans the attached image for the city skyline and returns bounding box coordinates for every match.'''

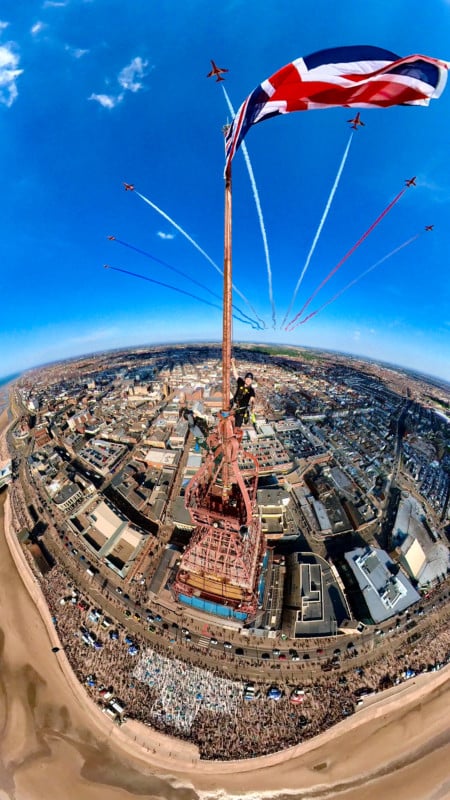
[1,0,449,380]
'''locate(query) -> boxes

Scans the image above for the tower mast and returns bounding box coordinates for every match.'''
[172,131,264,623]
[222,165,233,413]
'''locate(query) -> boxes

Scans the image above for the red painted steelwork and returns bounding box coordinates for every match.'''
[172,156,264,621]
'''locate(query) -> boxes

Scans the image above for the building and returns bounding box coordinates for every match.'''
[140,448,179,470]
[167,418,188,450]
[257,485,290,538]
[239,435,293,476]
[71,499,147,579]
[259,553,286,630]
[398,536,427,581]
[78,438,127,476]
[344,546,420,623]
[53,482,84,514]
[283,552,349,637]
[394,495,450,586]
[173,423,266,624]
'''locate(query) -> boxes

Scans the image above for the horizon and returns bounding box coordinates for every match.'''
[1,1,449,381]
[3,338,450,390]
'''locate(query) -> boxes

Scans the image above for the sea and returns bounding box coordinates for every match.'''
[0,372,21,415]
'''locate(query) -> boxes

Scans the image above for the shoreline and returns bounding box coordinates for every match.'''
[1,406,450,798]
[2,492,450,799]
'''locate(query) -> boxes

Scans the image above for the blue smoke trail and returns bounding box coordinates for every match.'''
[298,233,421,325]
[104,265,260,328]
[133,189,265,328]
[110,237,260,329]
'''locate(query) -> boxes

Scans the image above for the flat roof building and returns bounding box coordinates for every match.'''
[73,499,147,578]
[283,552,350,637]
[141,448,179,470]
[344,546,420,623]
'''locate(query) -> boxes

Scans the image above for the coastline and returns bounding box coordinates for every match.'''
[0,408,10,459]
[0,372,20,419]
[1,409,450,798]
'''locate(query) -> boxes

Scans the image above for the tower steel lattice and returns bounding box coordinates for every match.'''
[173,142,265,621]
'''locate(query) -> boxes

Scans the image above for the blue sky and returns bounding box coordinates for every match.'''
[1,0,449,380]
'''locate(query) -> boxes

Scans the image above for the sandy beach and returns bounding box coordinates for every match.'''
[0,408,10,462]
[1,409,450,800]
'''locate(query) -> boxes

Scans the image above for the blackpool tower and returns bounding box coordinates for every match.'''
[173,413,265,621]
[173,161,266,623]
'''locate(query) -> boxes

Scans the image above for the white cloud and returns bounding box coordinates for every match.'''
[0,43,23,107]
[414,176,450,204]
[89,55,149,109]
[43,1,68,6]
[157,231,175,240]
[89,92,123,109]
[65,44,89,58]
[118,56,149,92]
[31,21,46,36]
[0,21,9,32]
[353,330,361,341]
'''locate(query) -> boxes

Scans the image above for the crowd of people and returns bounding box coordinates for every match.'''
[38,564,450,761]
[8,481,33,534]
[0,410,10,461]
[134,651,242,733]
[3,375,449,761]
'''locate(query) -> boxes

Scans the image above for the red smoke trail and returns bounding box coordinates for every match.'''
[281,131,354,329]
[286,187,407,330]
[295,232,421,327]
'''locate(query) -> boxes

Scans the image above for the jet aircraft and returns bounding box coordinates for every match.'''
[123,183,134,191]
[347,112,365,130]
[425,225,434,231]
[107,235,116,240]
[207,60,228,82]
[405,177,416,187]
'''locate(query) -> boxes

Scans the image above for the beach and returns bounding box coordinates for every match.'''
[0,409,10,462]
[1,412,450,800]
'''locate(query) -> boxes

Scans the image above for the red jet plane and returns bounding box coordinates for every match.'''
[348,112,365,130]
[405,177,416,187]
[107,235,116,240]
[123,183,134,191]
[207,60,228,82]
[425,225,434,231]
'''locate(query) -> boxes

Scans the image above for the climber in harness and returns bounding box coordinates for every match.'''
[231,358,255,428]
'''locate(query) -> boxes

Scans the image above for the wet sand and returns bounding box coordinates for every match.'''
[1,401,450,798]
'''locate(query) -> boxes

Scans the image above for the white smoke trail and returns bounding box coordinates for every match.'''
[135,189,264,328]
[222,86,275,328]
[297,233,421,326]
[281,131,354,328]
[136,190,221,274]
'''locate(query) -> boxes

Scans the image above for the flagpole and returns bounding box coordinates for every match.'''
[222,163,232,413]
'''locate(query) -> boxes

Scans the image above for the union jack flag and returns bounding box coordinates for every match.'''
[225,45,448,173]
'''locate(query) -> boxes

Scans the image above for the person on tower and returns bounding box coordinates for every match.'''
[231,358,255,428]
